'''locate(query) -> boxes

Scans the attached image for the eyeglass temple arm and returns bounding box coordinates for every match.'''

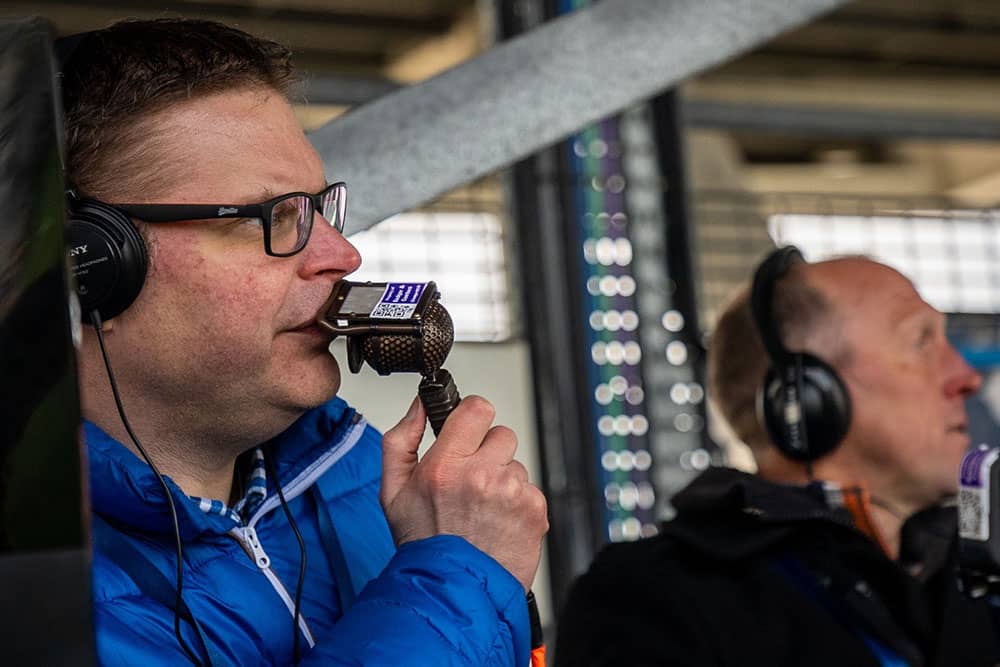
[111,204,265,223]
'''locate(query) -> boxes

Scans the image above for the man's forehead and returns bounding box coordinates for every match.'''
[808,256,906,289]
[806,257,930,318]
[140,88,326,202]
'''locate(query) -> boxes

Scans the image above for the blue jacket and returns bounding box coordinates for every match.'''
[87,398,529,666]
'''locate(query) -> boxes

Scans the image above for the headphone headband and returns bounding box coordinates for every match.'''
[54,31,96,74]
[750,245,804,370]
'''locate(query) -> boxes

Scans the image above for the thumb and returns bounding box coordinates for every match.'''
[380,396,426,504]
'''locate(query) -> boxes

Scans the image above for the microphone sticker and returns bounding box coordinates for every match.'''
[370,282,427,319]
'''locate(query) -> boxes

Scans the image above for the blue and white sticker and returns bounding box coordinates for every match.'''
[959,447,999,542]
[370,282,426,319]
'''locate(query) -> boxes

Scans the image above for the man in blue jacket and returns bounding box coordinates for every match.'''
[64,19,548,665]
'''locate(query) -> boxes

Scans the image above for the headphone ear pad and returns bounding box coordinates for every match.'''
[759,353,852,462]
[67,200,148,321]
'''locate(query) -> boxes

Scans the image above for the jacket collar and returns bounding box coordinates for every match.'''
[662,467,839,560]
[666,467,956,572]
[87,397,364,540]
[672,466,852,520]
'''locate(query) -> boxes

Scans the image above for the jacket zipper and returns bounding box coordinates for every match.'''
[226,420,368,650]
[230,525,317,648]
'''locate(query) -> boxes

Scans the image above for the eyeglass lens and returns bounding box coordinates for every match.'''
[268,185,346,255]
[269,196,312,255]
[320,184,345,232]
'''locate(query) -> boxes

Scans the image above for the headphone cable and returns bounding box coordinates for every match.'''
[265,453,307,664]
[91,311,206,667]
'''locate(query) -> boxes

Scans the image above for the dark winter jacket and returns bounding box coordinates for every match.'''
[555,466,999,667]
[88,397,529,666]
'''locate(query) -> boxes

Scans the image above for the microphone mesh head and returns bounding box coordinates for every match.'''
[359,300,454,376]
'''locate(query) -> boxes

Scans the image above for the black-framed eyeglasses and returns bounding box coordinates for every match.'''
[112,182,347,257]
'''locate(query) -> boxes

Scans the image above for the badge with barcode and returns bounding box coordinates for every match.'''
[369,283,426,319]
[959,448,999,542]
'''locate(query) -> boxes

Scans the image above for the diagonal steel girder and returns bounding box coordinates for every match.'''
[309,0,848,234]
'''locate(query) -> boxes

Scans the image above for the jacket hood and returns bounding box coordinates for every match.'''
[87,397,366,540]
[666,467,957,571]
[664,466,847,561]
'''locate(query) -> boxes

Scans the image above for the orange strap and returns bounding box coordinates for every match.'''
[841,485,891,557]
[530,645,547,667]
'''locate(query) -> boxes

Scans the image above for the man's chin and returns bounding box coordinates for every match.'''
[280,355,342,409]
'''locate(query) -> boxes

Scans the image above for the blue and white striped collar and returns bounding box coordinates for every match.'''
[86,396,372,539]
[190,448,268,526]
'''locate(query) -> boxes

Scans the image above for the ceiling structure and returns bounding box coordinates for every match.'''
[3,0,1000,207]
[686,0,1000,206]
[0,0,482,91]
[14,0,999,80]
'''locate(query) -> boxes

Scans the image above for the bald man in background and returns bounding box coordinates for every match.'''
[556,250,999,667]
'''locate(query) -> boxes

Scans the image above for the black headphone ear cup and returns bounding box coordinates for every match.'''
[67,200,148,321]
[759,353,852,462]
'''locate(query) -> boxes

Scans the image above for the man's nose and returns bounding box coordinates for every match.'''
[298,211,362,279]
[944,343,982,399]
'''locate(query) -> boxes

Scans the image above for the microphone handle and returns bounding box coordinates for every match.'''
[418,368,461,436]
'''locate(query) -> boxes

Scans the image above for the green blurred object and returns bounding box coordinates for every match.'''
[0,15,94,665]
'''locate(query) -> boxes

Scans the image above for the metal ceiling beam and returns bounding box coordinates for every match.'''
[684,100,1000,140]
[309,0,849,233]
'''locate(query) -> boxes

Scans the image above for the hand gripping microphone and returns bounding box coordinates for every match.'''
[317,280,546,664]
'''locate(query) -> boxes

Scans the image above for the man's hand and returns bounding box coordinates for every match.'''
[380,395,549,591]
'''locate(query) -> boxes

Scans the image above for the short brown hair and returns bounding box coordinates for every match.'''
[60,19,297,199]
[708,264,844,451]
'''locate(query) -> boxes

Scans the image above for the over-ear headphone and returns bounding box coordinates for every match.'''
[59,32,149,322]
[66,194,148,321]
[749,245,852,462]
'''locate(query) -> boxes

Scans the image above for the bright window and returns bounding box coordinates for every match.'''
[769,212,1000,313]
[347,212,512,341]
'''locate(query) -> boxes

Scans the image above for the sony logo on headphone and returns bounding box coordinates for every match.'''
[68,245,88,257]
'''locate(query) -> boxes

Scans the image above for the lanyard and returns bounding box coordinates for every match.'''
[307,484,356,613]
[773,555,912,667]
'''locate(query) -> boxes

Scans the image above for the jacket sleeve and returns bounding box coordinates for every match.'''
[302,534,530,667]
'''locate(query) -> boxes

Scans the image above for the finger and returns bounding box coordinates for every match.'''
[380,396,426,503]
[474,425,518,467]
[505,459,530,484]
[494,459,530,492]
[422,395,496,461]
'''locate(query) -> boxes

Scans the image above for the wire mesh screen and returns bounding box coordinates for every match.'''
[692,189,1000,362]
[346,178,513,342]
[692,191,989,325]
